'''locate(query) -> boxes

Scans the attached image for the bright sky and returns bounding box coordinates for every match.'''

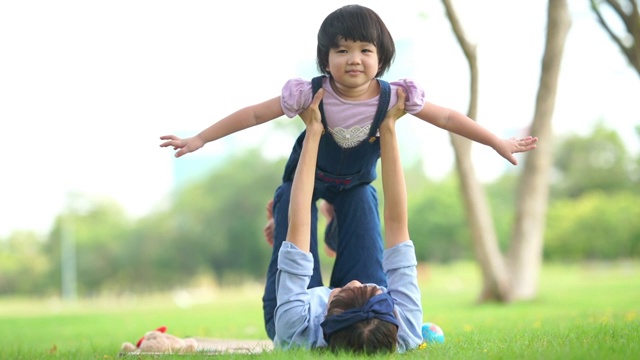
[1,0,639,237]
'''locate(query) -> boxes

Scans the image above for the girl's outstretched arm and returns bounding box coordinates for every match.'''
[380,88,410,249]
[285,89,325,253]
[160,96,285,158]
[413,103,538,165]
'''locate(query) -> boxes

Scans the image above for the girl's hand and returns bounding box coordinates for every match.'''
[494,136,539,165]
[159,135,205,158]
[298,89,325,135]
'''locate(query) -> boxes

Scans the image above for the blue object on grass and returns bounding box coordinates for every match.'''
[422,322,445,343]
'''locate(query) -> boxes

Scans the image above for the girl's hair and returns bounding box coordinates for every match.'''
[316,5,396,78]
[324,286,398,354]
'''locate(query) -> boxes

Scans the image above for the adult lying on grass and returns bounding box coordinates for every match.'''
[273,87,422,354]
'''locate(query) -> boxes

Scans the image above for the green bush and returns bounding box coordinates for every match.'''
[545,191,640,260]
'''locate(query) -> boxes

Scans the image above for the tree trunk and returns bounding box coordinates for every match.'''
[451,134,512,302]
[441,0,512,302]
[441,0,571,302]
[507,0,571,300]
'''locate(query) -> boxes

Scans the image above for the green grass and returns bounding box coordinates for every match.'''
[1,261,638,359]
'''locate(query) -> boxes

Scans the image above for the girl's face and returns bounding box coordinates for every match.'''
[326,38,379,95]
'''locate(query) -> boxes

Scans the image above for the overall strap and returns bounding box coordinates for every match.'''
[367,79,391,143]
[311,76,329,131]
[312,76,391,143]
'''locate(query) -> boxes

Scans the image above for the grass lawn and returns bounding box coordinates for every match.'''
[0,261,638,359]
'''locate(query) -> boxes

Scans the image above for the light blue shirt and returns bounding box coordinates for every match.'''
[274,240,423,352]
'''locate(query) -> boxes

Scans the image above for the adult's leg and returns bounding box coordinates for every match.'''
[262,182,321,340]
[329,184,387,288]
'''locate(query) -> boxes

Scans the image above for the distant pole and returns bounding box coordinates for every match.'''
[61,194,78,301]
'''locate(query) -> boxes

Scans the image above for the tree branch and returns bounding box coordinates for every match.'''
[590,0,640,75]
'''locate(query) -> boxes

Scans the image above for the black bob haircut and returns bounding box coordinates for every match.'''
[316,5,396,78]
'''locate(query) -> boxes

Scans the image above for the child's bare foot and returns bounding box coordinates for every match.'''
[263,219,275,246]
[324,243,336,258]
[263,199,275,246]
[320,200,337,258]
[263,198,337,259]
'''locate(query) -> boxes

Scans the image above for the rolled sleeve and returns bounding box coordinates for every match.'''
[277,241,314,275]
[383,241,418,272]
[383,241,423,352]
[274,242,315,349]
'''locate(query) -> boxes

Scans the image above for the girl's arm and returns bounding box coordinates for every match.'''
[413,102,537,165]
[160,96,285,158]
[285,90,325,253]
[380,88,410,249]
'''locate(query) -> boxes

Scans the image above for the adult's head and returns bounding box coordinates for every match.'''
[321,281,399,354]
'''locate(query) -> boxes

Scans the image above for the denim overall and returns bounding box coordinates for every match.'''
[262,76,391,340]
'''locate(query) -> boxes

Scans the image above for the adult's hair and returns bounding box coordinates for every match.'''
[324,286,398,354]
[316,5,396,78]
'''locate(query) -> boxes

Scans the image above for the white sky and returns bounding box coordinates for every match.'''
[1,0,639,237]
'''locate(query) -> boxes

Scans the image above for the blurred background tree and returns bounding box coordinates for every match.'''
[590,0,640,77]
[552,121,635,198]
[1,0,640,297]
[0,121,638,296]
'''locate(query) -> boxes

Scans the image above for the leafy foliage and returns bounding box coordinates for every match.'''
[0,231,49,294]
[552,121,635,198]
[0,123,639,295]
[545,191,640,260]
[169,148,283,283]
[45,197,131,295]
[408,175,471,262]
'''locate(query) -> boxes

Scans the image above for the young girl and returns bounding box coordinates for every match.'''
[274,86,421,353]
[159,4,538,340]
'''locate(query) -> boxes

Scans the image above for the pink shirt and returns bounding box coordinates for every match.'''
[281,77,426,131]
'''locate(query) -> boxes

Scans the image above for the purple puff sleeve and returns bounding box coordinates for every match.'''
[390,79,426,114]
[281,78,313,118]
